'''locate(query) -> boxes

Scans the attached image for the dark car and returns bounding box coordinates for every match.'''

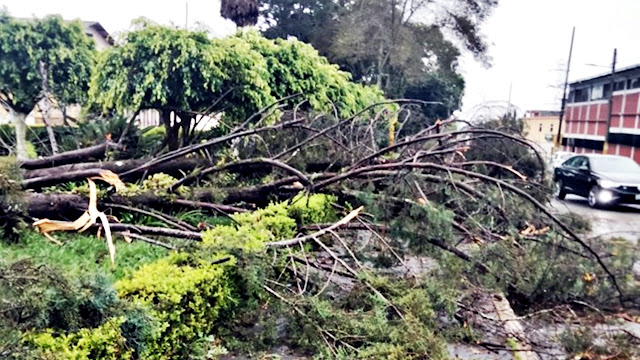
[553,154,640,208]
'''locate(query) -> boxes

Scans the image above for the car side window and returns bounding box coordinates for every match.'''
[575,157,588,169]
[563,156,579,168]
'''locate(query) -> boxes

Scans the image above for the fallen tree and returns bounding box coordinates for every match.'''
[3,102,639,359]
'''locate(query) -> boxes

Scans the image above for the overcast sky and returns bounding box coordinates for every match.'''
[3,0,640,117]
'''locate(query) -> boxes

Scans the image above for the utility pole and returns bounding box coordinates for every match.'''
[185,2,189,29]
[507,82,513,119]
[603,48,618,154]
[555,27,575,150]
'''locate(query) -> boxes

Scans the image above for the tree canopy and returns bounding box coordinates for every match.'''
[90,22,385,123]
[0,13,95,114]
[260,0,497,118]
[0,13,95,160]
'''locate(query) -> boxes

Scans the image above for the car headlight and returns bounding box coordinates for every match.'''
[598,179,618,189]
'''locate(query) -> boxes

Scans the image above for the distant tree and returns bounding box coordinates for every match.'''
[0,13,95,159]
[90,22,385,149]
[221,0,260,27]
[261,0,497,121]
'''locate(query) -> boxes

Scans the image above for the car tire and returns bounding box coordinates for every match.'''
[554,180,567,200]
[588,185,600,208]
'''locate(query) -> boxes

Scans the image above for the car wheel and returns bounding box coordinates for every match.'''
[588,185,600,208]
[554,180,567,200]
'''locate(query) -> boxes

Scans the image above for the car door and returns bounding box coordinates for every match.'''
[572,156,592,196]
[558,156,580,191]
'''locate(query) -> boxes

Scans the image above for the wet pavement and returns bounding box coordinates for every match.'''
[550,194,640,243]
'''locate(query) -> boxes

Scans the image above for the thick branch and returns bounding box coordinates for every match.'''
[22,158,208,189]
[20,142,122,170]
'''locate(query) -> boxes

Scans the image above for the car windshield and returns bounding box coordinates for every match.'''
[589,156,640,173]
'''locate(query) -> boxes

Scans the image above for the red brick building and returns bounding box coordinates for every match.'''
[562,65,640,163]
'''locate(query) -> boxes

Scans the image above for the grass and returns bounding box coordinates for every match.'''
[0,230,169,280]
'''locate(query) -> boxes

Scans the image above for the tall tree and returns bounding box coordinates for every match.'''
[261,0,497,120]
[0,13,95,160]
[221,0,261,27]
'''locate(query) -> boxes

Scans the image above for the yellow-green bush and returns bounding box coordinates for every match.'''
[287,193,338,225]
[27,317,132,360]
[115,253,234,359]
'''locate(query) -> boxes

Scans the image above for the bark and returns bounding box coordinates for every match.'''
[38,60,59,155]
[20,142,121,170]
[13,112,28,161]
[22,177,302,220]
[38,102,59,155]
[161,109,180,151]
[22,158,210,189]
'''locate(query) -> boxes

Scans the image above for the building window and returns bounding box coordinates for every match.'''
[592,84,604,99]
[574,88,590,102]
[539,124,543,132]
[615,80,626,91]
[603,83,612,98]
[628,78,640,89]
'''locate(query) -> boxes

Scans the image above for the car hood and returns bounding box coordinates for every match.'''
[595,171,640,185]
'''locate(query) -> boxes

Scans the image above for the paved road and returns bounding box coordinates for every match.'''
[550,194,640,243]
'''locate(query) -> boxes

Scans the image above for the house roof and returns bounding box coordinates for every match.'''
[13,17,114,47]
[570,63,640,86]
[82,21,115,46]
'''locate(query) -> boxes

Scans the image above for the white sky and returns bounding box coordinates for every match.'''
[2,0,640,116]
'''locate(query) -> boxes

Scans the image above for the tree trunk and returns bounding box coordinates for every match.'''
[161,110,180,151]
[38,60,59,155]
[39,103,59,155]
[13,111,29,161]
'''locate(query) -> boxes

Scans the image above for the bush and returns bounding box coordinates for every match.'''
[26,317,132,360]
[115,253,235,359]
[287,193,338,225]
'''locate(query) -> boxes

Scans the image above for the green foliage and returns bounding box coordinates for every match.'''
[26,317,132,360]
[0,230,168,280]
[559,325,640,358]
[287,193,338,225]
[259,0,494,120]
[89,20,272,119]
[119,173,189,198]
[115,253,235,359]
[286,275,455,359]
[89,22,385,138]
[464,235,640,311]
[0,13,95,114]
[203,201,297,253]
[0,258,128,358]
[236,30,386,118]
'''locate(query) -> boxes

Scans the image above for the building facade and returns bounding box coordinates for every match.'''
[522,110,561,156]
[562,65,640,163]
